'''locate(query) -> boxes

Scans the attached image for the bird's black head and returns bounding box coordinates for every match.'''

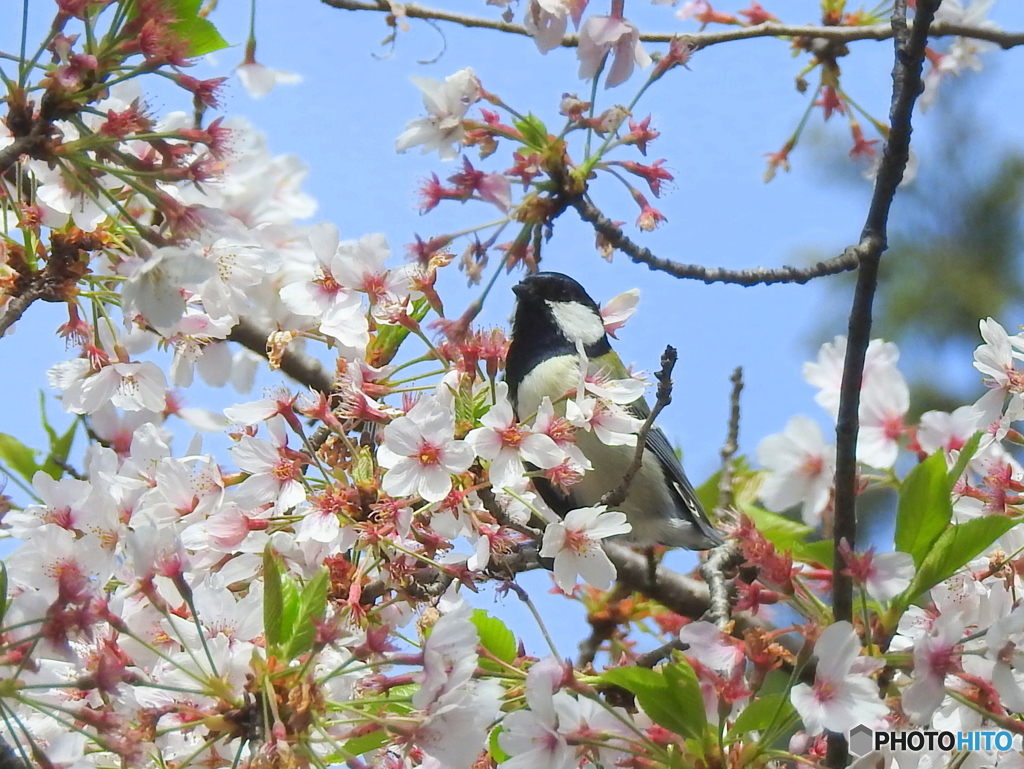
[511,272,600,309]
[506,272,611,399]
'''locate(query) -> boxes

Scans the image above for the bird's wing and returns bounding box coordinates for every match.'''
[626,397,723,544]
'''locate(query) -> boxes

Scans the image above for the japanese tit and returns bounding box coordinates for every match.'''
[505,272,723,550]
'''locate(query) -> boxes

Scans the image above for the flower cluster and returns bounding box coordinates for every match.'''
[2,3,1024,769]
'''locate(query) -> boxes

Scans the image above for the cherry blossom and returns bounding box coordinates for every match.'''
[279,222,370,353]
[577,15,651,88]
[803,335,902,418]
[857,364,910,469]
[466,382,564,489]
[377,395,474,502]
[790,621,888,735]
[229,415,308,513]
[523,0,579,54]
[235,60,302,99]
[55,359,169,415]
[396,68,481,160]
[756,414,836,525]
[121,245,217,330]
[972,317,1024,428]
[600,287,640,338]
[539,505,632,591]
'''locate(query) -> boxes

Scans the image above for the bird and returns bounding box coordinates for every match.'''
[504,271,723,551]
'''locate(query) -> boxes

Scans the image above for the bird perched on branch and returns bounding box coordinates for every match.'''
[505,271,723,551]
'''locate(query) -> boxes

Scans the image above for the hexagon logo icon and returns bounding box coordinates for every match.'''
[849,724,874,757]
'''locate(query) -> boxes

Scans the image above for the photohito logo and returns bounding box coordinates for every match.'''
[848,724,1017,757]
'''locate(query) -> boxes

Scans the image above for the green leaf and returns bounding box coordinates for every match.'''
[0,433,39,483]
[342,728,388,758]
[279,575,301,649]
[729,692,794,737]
[471,610,517,670]
[165,0,229,56]
[488,726,510,763]
[263,549,284,650]
[695,470,721,516]
[513,114,549,149]
[948,432,982,487]
[895,450,953,566]
[791,539,833,567]
[742,505,813,550]
[41,420,77,481]
[286,568,330,658]
[898,516,1021,608]
[601,662,707,741]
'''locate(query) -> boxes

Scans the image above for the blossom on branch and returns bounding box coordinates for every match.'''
[790,621,888,734]
[396,68,481,160]
[378,395,474,503]
[577,15,651,88]
[540,505,631,591]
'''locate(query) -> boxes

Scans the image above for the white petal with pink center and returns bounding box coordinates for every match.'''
[790,621,888,735]
[379,395,474,503]
[757,414,835,526]
[540,506,632,591]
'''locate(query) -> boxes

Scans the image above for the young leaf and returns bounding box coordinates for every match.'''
[947,432,982,486]
[41,420,77,481]
[894,450,952,566]
[165,0,229,56]
[286,568,330,658]
[488,726,510,763]
[729,692,794,737]
[342,729,388,758]
[601,662,707,741]
[0,433,39,484]
[471,610,517,670]
[263,549,285,649]
[897,515,1020,609]
[279,575,301,650]
[513,114,549,149]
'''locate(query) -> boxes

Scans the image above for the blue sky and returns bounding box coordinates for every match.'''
[3,1,1024,655]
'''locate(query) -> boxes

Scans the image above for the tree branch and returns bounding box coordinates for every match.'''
[601,346,676,509]
[572,195,863,286]
[827,1,937,766]
[321,0,1024,50]
[227,317,336,393]
[0,284,45,339]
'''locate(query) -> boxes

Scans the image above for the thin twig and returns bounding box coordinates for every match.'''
[636,638,684,668]
[320,0,1024,50]
[699,367,745,631]
[577,584,629,668]
[826,2,937,767]
[601,346,676,509]
[574,195,863,286]
[716,366,744,512]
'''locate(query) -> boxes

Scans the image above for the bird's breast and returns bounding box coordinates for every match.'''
[513,354,581,419]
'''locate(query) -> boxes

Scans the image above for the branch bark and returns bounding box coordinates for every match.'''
[572,195,863,286]
[321,0,1024,50]
[827,1,938,766]
[227,317,336,394]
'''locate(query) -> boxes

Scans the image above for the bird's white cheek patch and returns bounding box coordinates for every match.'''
[547,301,606,346]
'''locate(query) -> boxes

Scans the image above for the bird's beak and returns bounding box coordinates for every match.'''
[512,282,529,299]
